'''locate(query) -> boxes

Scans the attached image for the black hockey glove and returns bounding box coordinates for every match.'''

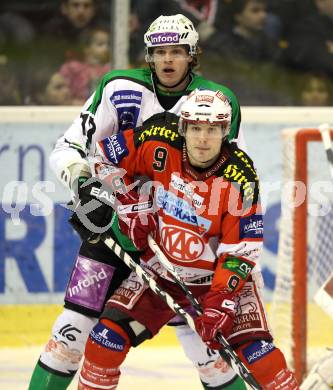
[69,176,115,243]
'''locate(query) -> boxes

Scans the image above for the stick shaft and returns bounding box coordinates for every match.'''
[147,236,261,390]
[103,236,196,330]
[148,236,202,313]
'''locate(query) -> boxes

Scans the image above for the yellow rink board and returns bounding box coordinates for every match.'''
[270,303,333,348]
[0,304,179,347]
[1,303,333,348]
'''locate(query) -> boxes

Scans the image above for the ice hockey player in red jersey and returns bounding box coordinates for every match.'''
[29,14,245,390]
[76,89,299,389]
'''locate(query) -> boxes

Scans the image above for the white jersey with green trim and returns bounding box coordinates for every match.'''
[50,68,243,188]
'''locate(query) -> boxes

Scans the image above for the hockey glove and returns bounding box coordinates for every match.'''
[195,290,236,350]
[117,190,157,251]
[69,176,114,243]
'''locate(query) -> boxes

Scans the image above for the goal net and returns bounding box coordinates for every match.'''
[270,127,333,383]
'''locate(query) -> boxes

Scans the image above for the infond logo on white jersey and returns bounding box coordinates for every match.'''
[68,269,108,297]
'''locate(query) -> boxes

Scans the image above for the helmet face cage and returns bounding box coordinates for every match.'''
[179,89,232,138]
[144,14,199,62]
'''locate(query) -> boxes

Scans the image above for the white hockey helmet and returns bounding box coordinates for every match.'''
[144,14,199,61]
[179,89,232,138]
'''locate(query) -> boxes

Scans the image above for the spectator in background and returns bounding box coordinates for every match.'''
[267,0,315,42]
[200,0,289,105]
[285,0,333,77]
[0,11,35,47]
[0,57,22,105]
[26,67,73,105]
[45,0,97,40]
[294,72,333,106]
[203,0,280,63]
[0,8,37,97]
[38,0,109,65]
[165,1,226,41]
[59,27,111,105]
[129,0,226,65]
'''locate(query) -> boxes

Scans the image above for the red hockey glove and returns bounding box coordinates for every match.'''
[117,190,157,251]
[195,290,236,350]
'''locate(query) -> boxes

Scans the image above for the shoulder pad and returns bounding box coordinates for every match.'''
[223,143,260,207]
[142,111,179,128]
[106,68,151,82]
[134,112,181,148]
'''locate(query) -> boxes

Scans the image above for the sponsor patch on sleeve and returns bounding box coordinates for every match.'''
[222,256,254,280]
[99,132,129,164]
[90,322,126,351]
[239,214,263,239]
[110,90,142,132]
[242,340,276,364]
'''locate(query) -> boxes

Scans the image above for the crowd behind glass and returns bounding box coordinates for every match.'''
[1,0,332,106]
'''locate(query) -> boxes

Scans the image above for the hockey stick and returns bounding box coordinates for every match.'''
[319,123,333,180]
[92,160,260,387]
[148,236,261,390]
[148,235,202,313]
[103,236,196,329]
[103,236,260,389]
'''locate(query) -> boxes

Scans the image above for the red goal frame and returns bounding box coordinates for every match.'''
[292,128,333,382]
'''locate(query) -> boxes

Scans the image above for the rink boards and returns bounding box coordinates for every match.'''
[2,107,333,308]
[0,304,179,347]
[0,107,333,354]
[1,108,333,388]
[1,303,333,348]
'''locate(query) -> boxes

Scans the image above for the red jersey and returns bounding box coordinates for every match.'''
[98,112,262,290]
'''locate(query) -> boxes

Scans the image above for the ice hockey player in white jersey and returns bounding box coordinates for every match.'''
[29,13,246,390]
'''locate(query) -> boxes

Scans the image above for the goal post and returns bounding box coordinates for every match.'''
[270,127,333,383]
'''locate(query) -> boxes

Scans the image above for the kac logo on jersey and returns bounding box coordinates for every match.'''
[100,132,129,164]
[161,225,204,262]
[239,214,263,239]
[110,90,142,132]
